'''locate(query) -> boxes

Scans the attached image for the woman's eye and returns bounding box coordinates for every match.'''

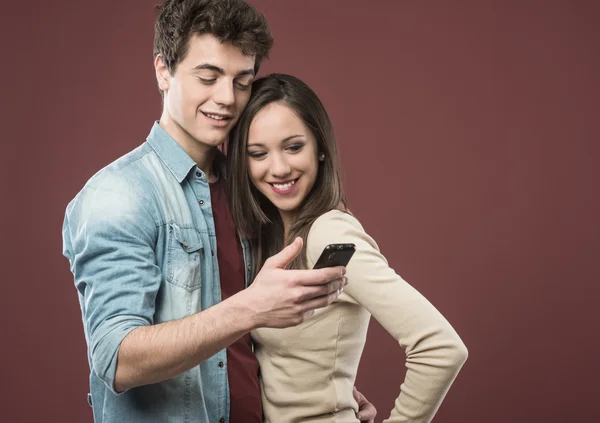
[248,151,266,159]
[287,144,304,152]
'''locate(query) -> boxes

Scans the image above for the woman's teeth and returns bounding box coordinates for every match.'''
[273,180,295,190]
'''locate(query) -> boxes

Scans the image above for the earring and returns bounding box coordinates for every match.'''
[318,153,325,162]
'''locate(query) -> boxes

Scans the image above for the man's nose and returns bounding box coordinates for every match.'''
[213,80,235,106]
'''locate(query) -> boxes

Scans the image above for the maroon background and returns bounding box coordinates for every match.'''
[2,1,599,422]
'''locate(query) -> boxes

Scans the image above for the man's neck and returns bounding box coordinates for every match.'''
[158,114,218,182]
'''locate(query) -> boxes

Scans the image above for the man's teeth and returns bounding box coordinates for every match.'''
[205,113,227,120]
[273,180,295,190]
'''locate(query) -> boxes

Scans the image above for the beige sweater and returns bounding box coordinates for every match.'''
[252,210,468,423]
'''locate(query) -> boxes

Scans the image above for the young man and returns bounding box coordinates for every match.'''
[62,1,376,422]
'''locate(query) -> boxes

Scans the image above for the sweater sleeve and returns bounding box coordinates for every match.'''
[306,210,468,423]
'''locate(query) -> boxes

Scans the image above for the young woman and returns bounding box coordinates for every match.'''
[227,74,468,423]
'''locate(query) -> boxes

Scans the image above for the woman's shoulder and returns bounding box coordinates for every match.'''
[310,209,365,234]
[307,209,377,265]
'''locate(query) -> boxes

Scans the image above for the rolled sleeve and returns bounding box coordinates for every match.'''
[62,172,161,394]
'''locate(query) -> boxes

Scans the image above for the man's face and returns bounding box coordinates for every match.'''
[156,34,255,151]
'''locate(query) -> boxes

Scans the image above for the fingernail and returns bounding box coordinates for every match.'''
[341,268,347,276]
[344,276,349,285]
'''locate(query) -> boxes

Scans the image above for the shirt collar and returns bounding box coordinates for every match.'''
[145,121,198,184]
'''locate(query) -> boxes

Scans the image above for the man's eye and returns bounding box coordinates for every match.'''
[199,78,216,84]
[235,82,251,91]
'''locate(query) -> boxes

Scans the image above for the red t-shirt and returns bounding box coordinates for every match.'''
[209,177,262,422]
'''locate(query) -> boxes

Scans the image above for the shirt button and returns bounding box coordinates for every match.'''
[183,241,188,248]
[219,418,225,423]
[218,361,224,368]
[211,249,215,256]
[195,170,201,177]
[199,200,205,206]
[247,265,251,270]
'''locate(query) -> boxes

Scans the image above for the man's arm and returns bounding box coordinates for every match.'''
[114,237,347,392]
[65,177,346,394]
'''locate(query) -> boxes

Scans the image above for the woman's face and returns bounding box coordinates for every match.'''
[246,102,319,220]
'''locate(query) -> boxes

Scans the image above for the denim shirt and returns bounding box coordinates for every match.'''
[62,122,253,423]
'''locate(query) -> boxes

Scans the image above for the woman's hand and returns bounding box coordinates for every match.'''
[354,386,377,423]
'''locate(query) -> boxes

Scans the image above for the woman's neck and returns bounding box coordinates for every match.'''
[279,210,296,241]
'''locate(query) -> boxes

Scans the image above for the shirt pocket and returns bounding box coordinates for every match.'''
[167,223,203,291]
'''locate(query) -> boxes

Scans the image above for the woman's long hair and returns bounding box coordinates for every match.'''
[227,74,346,272]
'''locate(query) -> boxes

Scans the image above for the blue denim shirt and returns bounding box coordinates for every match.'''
[62,122,252,423]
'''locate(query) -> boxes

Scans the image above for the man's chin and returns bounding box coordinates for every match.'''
[205,138,227,148]
[198,127,230,147]
[191,132,228,148]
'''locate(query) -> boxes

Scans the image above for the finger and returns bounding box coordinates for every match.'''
[356,403,377,421]
[302,309,315,320]
[300,289,341,313]
[299,277,346,302]
[353,386,365,404]
[291,266,347,286]
[265,237,303,269]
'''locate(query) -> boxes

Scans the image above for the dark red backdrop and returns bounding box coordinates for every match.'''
[2,1,599,422]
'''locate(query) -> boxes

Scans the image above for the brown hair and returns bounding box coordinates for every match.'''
[154,0,273,74]
[227,74,347,271]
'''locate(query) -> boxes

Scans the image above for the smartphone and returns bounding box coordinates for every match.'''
[313,243,356,269]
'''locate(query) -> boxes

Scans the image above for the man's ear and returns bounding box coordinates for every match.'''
[154,54,170,92]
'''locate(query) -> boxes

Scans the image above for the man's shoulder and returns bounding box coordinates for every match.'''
[66,142,163,216]
[77,140,172,197]
[90,142,155,185]
[61,143,163,257]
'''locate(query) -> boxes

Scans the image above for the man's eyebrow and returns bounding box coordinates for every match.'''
[193,63,255,77]
[248,135,305,148]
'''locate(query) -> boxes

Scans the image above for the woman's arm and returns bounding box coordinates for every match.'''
[307,210,468,423]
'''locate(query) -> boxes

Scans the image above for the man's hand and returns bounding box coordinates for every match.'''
[354,386,377,423]
[241,237,348,328]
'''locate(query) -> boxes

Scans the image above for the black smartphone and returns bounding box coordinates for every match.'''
[313,243,356,269]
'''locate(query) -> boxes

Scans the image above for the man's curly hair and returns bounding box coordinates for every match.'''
[154,0,273,74]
